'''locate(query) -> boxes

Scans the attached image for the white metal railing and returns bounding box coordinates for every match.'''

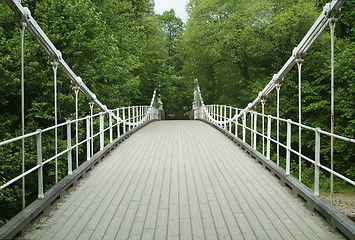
[2,0,165,211]
[192,0,351,200]
[194,103,355,197]
[0,102,162,200]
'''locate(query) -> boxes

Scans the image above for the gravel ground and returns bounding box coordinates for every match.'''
[321,193,355,221]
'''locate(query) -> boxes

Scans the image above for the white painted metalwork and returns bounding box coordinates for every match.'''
[194,102,355,196]
[0,100,161,195]
[192,0,349,198]
[330,17,336,205]
[1,0,164,209]
[297,59,303,182]
[52,61,59,184]
[20,21,26,210]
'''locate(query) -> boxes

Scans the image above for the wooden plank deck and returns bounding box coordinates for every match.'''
[22,121,342,239]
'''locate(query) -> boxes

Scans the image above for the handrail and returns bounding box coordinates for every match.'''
[197,104,355,196]
[0,101,162,194]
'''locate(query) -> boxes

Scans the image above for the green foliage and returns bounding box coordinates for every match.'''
[0,0,353,227]
[181,0,354,189]
[156,10,193,119]
[0,0,165,224]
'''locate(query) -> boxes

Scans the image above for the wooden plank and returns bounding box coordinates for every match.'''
[21,121,343,240]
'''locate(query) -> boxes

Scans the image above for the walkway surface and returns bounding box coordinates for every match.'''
[22,121,342,239]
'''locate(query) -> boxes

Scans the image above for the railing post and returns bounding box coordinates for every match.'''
[235,108,238,137]
[86,116,90,161]
[286,119,292,175]
[143,106,146,122]
[122,107,126,134]
[128,107,131,130]
[250,112,253,148]
[224,105,227,129]
[89,102,94,158]
[36,129,44,199]
[243,111,246,143]
[267,115,271,160]
[216,105,219,126]
[253,112,257,151]
[213,105,215,123]
[100,113,104,150]
[220,105,223,128]
[67,120,72,175]
[132,106,135,128]
[109,111,113,143]
[262,99,265,156]
[214,105,216,124]
[229,106,232,133]
[314,128,321,197]
[117,109,120,137]
[140,106,142,123]
[276,83,281,166]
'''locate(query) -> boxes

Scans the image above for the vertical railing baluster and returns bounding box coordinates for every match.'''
[229,106,232,132]
[128,107,131,131]
[330,17,336,205]
[297,59,303,182]
[74,86,79,169]
[262,99,265,156]
[251,112,254,147]
[36,130,44,199]
[67,120,72,175]
[267,115,271,160]
[224,105,227,129]
[20,23,26,210]
[220,105,223,128]
[100,113,104,150]
[276,83,281,166]
[235,108,238,138]
[213,105,215,123]
[243,111,246,143]
[140,106,142,123]
[52,61,59,184]
[253,112,257,151]
[314,128,321,197]
[117,109,120,137]
[86,117,90,161]
[132,106,135,129]
[216,105,219,126]
[89,102,94,158]
[286,120,292,175]
[109,111,113,143]
[123,107,126,134]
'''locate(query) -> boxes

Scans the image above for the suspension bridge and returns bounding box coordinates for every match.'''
[0,0,354,239]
